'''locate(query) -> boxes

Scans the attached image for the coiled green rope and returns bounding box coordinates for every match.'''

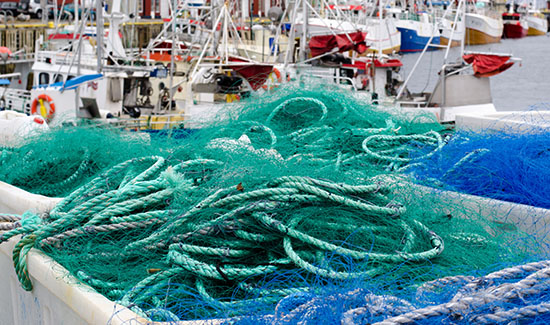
[0,156,446,319]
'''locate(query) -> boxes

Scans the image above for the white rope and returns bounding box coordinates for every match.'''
[267,260,550,324]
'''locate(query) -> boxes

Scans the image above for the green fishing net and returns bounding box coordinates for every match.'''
[0,82,545,322]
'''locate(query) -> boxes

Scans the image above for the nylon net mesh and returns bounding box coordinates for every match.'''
[1,83,549,324]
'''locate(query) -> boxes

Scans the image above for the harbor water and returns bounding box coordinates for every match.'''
[399,35,550,111]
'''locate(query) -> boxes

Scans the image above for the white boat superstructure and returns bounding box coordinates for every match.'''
[292,16,401,55]
[322,2,401,54]
[31,34,129,122]
[364,17,401,54]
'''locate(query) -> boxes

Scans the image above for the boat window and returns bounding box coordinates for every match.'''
[39,72,49,85]
[67,75,75,81]
[54,74,63,83]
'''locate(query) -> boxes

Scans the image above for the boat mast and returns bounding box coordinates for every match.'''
[459,0,465,60]
[188,5,225,80]
[268,1,290,64]
[169,0,176,110]
[222,2,229,64]
[443,0,464,64]
[96,0,104,73]
[378,0,383,54]
[76,0,79,27]
[299,0,308,62]
[283,0,300,69]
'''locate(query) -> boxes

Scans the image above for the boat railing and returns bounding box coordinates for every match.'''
[6,53,35,63]
[299,74,359,92]
[35,51,98,68]
[101,113,188,130]
[1,88,31,114]
[397,100,429,108]
[400,12,421,21]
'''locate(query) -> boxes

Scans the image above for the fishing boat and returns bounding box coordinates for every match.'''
[258,0,400,97]
[0,0,278,130]
[388,8,441,52]
[395,52,519,123]
[326,3,401,54]
[465,12,503,44]
[502,12,528,38]
[464,0,503,45]
[526,11,548,35]
[293,16,401,54]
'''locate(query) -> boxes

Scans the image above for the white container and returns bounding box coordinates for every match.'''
[455,111,550,133]
[387,176,550,246]
[0,182,143,324]
[0,238,148,325]
[0,181,223,325]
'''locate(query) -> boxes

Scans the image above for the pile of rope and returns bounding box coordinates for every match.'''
[0,155,450,320]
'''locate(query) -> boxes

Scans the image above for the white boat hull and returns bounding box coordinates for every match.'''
[456,111,550,133]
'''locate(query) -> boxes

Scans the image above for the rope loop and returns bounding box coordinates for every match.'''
[267,97,328,125]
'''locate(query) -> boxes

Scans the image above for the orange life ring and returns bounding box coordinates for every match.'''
[31,94,56,122]
[262,68,282,90]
